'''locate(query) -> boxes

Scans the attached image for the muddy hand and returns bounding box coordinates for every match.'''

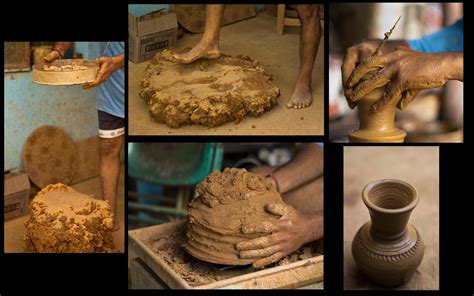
[236,204,309,269]
[83,56,120,89]
[44,50,61,63]
[341,39,384,108]
[354,47,456,112]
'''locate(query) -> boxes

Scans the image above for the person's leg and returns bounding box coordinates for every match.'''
[100,135,124,231]
[250,165,323,215]
[97,110,124,231]
[287,4,321,109]
[173,4,225,64]
[283,176,323,215]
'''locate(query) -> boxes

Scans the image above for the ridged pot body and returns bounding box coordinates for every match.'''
[352,179,424,287]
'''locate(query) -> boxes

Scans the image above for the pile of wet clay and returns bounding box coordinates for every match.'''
[43,64,88,71]
[139,48,280,128]
[183,168,287,265]
[24,183,117,253]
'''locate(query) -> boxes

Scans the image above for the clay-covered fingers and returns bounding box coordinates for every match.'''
[346,56,388,89]
[371,81,404,113]
[350,67,392,102]
[236,235,275,251]
[397,89,420,110]
[252,252,286,269]
[239,245,280,259]
[241,221,276,234]
[265,203,290,217]
[44,51,60,63]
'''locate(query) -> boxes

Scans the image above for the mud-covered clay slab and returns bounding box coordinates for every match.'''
[24,183,117,253]
[183,168,287,265]
[139,49,280,128]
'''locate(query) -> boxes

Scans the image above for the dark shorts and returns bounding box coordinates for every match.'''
[98,110,125,138]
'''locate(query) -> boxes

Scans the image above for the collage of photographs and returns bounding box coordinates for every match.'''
[1,2,469,294]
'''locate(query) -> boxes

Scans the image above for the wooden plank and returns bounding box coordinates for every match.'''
[131,257,168,289]
[276,4,285,35]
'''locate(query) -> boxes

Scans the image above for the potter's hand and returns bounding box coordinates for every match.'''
[347,47,463,112]
[44,50,62,63]
[236,204,317,269]
[342,39,409,109]
[83,54,124,89]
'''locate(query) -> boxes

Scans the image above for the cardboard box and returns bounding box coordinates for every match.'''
[4,169,30,221]
[129,10,178,63]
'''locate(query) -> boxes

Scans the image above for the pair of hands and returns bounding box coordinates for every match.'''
[341,40,459,112]
[236,203,320,269]
[44,51,123,89]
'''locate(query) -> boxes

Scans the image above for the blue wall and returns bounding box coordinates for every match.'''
[4,42,101,171]
[128,4,265,16]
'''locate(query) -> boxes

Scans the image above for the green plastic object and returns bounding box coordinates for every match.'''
[128,143,223,186]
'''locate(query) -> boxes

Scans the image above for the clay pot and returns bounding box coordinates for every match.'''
[352,179,424,287]
[348,88,406,143]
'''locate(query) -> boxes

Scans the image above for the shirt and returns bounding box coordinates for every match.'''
[97,42,125,118]
[407,19,463,53]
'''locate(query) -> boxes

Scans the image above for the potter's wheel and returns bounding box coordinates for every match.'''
[32,59,99,85]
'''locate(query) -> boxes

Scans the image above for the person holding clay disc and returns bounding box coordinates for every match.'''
[172,4,322,109]
[44,42,125,231]
[235,143,324,268]
[341,18,463,113]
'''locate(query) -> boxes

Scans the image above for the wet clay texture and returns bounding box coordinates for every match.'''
[183,168,287,265]
[146,221,322,287]
[139,48,280,128]
[349,87,406,143]
[352,179,424,287]
[24,184,117,253]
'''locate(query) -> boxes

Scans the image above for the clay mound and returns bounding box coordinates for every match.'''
[139,48,280,128]
[24,183,117,253]
[183,168,287,265]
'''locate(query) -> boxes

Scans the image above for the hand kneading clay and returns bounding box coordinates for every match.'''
[183,168,287,265]
[24,183,117,253]
[139,48,280,128]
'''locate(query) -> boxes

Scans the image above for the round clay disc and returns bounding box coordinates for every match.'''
[22,126,78,188]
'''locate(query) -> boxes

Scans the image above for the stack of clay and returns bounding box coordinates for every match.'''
[24,183,116,253]
[183,168,287,265]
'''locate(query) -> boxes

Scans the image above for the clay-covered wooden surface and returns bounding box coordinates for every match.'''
[344,147,439,290]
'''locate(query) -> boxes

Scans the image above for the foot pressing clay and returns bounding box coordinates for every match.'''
[139,48,280,128]
[183,168,288,265]
[24,183,117,253]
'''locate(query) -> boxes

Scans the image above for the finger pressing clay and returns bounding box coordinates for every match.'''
[183,168,288,265]
[23,183,117,253]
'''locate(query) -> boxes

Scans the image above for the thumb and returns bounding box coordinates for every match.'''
[265,203,290,217]
[44,51,60,63]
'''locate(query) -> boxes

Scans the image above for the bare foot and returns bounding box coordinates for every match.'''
[172,41,220,64]
[287,83,313,109]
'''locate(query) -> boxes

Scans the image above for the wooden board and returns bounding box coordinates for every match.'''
[172,4,256,33]
[129,220,324,289]
[22,125,78,188]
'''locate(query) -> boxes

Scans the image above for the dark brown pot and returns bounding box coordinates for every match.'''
[352,179,424,287]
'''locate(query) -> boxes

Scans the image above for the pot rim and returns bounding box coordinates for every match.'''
[362,179,418,214]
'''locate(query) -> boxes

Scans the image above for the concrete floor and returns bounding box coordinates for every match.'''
[3,165,125,253]
[128,11,324,135]
[343,147,439,290]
